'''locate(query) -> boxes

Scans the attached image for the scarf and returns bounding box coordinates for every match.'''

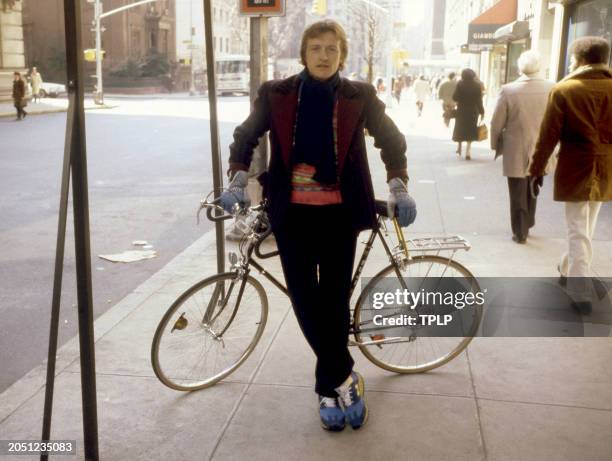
[292,69,340,185]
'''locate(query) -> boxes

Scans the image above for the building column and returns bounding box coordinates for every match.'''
[0,0,26,101]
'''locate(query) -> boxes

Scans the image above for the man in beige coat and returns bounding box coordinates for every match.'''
[529,36,612,311]
[491,50,555,243]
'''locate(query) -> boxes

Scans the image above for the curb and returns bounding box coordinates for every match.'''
[0,104,118,119]
[0,225,221,423]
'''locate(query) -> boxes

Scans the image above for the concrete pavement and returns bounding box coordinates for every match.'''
[1,93,611,461]
[0,99,116,118]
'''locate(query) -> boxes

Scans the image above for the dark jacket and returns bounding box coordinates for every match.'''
[529,65,612,202]
[229,74,408,232]
[452,79,484,142]
[12,80,25,102]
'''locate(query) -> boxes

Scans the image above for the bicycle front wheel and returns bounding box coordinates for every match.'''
[354,255,482,373]
[151,272,268,391]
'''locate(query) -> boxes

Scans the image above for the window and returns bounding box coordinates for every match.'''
[564,0,612,72]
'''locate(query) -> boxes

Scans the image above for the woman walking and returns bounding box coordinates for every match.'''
[12,72,27,121]
[452,69,484,159]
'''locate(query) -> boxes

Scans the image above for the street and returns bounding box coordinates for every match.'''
[1,91,610,394]
[0,94,251,392]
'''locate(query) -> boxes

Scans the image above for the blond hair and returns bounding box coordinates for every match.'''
[299,20,348,71]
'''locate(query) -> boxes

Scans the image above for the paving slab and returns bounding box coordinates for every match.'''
[253,313,475,399]
[211,384,484,461]
[478,399,612,461]
[0,372,245,461]
[468,338,612,410]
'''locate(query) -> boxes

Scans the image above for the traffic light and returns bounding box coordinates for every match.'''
[311,0,327,16]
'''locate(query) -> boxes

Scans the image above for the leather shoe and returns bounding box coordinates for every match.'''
[512,235,526,244]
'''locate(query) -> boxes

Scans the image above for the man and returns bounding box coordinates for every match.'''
[529,36,612,312]
[490,51,554,243]
[220,20,416,431]
[438,72,458,127]
[12,72,27,121]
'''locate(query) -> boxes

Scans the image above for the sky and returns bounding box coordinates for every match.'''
[404,0,426,27]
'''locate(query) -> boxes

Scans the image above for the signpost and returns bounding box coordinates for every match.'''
[237,0,285,206]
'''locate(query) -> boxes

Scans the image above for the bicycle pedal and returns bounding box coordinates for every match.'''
[171,313,188,332]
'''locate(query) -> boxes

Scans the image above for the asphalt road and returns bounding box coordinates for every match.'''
[0,95,251,392]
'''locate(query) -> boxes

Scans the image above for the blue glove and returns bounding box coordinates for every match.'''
[387,177,417,227]
[219,170,249,213]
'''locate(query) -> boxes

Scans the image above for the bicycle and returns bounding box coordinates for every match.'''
[151,197,482,391]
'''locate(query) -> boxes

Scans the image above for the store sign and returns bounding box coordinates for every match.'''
[468,23,503,45]
[239,0,286,16]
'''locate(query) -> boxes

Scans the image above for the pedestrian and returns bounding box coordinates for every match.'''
[413,75,429,116]
[30,66,43,103]
[452,68,485,160]
[220,19,416,432]
[12,72,27,121]
[375,77,386,95]
[529,36,612,313]
[438,72,458,127]
[392,75,404,104]
[490,51,555,244]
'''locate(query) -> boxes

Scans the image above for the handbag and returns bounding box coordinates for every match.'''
[477,120,488,142]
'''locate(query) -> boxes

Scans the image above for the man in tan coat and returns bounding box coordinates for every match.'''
[529,36,612,311]
[491,50,555,243]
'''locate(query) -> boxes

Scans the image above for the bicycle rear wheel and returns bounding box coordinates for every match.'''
[151,272,268,391]
[354,255,481,373]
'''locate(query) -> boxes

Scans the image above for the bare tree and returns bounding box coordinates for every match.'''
[348,1,389,83]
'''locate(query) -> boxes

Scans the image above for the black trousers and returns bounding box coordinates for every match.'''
[273,204,357,397]
[508,177,537,240]
[14,102,26,119]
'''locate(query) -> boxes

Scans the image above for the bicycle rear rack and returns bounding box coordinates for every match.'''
[406,235,472,253]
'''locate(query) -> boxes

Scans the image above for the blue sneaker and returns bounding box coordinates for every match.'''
[319,396,345,431]
[335,371,368,429]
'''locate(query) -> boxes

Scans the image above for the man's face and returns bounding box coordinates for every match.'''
[305,31,342,81]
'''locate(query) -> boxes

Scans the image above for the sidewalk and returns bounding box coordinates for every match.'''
[0,98,117,118]
[1,97,611,461]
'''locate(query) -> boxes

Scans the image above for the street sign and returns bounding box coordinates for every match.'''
[239,0,285,16]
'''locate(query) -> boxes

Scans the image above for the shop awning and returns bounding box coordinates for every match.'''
[494,20,530,42]
[467,0,517,51]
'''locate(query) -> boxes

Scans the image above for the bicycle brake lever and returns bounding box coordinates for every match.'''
[196,200,206,225]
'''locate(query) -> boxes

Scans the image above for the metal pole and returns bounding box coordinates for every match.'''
[40,87,74,461]
[203,0,225,274]
[65,0,100,458]
[248,17,268,185]
[95,0,103,105]
[189,0,196,95]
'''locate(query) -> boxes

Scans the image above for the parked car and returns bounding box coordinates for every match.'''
[39,82,66,98]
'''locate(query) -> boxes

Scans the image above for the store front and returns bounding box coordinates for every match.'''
[554,0,612,77]
[465,0,518,99]
[494,20,531,83]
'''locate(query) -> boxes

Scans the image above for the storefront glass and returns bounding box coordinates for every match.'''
[565,0,612,72]
[507,39,529,82]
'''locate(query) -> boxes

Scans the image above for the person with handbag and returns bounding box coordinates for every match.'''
[12,72,28,121]
[490,50,555,244]
[529,36,612,313]
[452,68,485,160]
[219,20,417,432]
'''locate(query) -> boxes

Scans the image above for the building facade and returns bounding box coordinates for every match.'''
[0,0,26,101]
[21,0,176,88]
